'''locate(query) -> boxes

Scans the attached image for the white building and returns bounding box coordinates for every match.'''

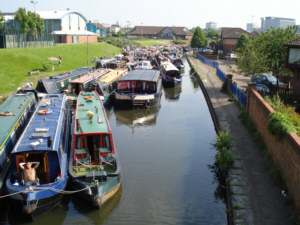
[205,22,217,30]
[261,17,296,32]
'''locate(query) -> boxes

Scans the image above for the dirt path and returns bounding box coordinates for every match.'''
[188,55,293,225]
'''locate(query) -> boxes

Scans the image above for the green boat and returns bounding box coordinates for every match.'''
[68,91,121,208]
[0,93,36,195]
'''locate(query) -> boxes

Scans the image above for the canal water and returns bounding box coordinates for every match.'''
[0,58,227,225]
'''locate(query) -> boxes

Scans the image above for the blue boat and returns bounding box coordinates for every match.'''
[5,94,70,219]
[160,60,181,87]
[0,93,36,195]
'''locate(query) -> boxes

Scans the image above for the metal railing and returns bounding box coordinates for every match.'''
[197,53,247,109]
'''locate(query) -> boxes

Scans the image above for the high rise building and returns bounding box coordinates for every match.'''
[205,22,217,30]
[261,17,296,32]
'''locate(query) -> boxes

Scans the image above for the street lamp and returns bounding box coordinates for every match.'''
[30,1,37,12]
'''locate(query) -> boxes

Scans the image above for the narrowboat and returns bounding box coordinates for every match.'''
[88,69,127,105]
[67,69,109,95]
[35,67,92,95]
[68,91,121,208]
[0,93,36,195]
[114,69,162,108]
[171,58,185,73]
[135,60,153,70]
[6,94,70,219]
[160,61,181,87]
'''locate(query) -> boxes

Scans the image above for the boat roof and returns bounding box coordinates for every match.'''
[69,69,109,84]
[75,92,110,134]
[95,69,127,84]
[37,67,92,94]
[118,69,160,82]
[12,94,66,153]
[0,93,35,148]
[161,61,179,72]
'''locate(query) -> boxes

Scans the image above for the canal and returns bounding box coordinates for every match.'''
[0,58,227,225]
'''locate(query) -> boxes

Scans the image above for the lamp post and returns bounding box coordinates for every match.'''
[30,1,37,12]
[87,32,89,66]
[141,23,143,39]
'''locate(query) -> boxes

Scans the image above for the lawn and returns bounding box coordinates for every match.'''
[0,42,121,96]
[134,39,172,46]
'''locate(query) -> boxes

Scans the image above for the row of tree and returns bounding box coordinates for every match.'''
[15,8,44,38]
[236,26,298,79]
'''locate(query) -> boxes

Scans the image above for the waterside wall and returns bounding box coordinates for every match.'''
[248,89,300,210]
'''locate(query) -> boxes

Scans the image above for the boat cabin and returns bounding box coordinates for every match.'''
[36,67,92,94]
[8,95,69,186]
[67,69,109,95]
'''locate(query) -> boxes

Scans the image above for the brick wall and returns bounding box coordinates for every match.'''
[248,89,300,210]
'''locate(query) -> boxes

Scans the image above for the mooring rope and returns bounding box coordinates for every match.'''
[0,182,98,199]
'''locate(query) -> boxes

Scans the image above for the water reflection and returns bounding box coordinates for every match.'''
[113,105,160,128]
[189,74,200,89]
[70,187,122,225]
[163,85,182,101]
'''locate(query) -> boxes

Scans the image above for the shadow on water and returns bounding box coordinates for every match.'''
[4,196,69,225]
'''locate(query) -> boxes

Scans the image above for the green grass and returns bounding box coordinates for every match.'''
[134,39,171,46]
[0,42,121,96]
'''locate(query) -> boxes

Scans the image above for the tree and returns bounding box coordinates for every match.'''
[191,26,207,48]
[15,8,30,37]
[236,34,250,53]
[236,26,298,82]
[15,8,44,39]
[0,12,4,31]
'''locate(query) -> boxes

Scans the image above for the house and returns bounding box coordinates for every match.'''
[219,27,251,55]
[86,22,107,37]
[0,10,98,48]
[127,26,192,40]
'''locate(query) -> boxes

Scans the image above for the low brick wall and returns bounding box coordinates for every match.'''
[248,89,300,210]
[199,53,219,60]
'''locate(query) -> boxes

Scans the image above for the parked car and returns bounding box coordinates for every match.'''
[256,84,270,95]
[253,74,285,90]
[225,53,238,59]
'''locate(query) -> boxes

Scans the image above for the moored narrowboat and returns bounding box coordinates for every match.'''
[114,69,162,108]
[88,69,127,105]
[5,94,70,219]
[68,91,121,208]
[0,93,36,195]
[160,61,181,87]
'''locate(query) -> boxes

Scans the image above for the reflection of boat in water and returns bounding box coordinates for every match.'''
[114,105,160,127]
[70,186,122,224]
[164,85,182,101]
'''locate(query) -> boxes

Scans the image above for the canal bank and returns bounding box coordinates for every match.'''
[187,54,293,225]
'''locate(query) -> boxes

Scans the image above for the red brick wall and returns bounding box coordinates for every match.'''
[248,89,300,210]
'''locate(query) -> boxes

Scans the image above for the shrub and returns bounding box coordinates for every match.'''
[267,111,297,139]
[212,131,234,175]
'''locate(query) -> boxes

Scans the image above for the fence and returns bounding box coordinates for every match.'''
[197,53,247,108]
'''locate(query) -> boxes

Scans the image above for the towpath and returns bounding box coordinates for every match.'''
[187,54,293,225]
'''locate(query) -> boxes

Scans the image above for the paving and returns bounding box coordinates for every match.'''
[187,54,294,225]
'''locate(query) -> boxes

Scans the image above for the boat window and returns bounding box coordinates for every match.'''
[117,81,130,91]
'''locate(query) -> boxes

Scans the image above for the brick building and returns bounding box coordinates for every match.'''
[127,26,192,40]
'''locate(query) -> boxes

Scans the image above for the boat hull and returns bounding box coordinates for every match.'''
[9,192,63,220]
[114,92,161,108]
[69,175,121,208]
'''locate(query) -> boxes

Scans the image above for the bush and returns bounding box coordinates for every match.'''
[212,131,234,175]
[267,111,297,139]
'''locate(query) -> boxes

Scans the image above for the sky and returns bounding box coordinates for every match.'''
[1,0,299,29]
